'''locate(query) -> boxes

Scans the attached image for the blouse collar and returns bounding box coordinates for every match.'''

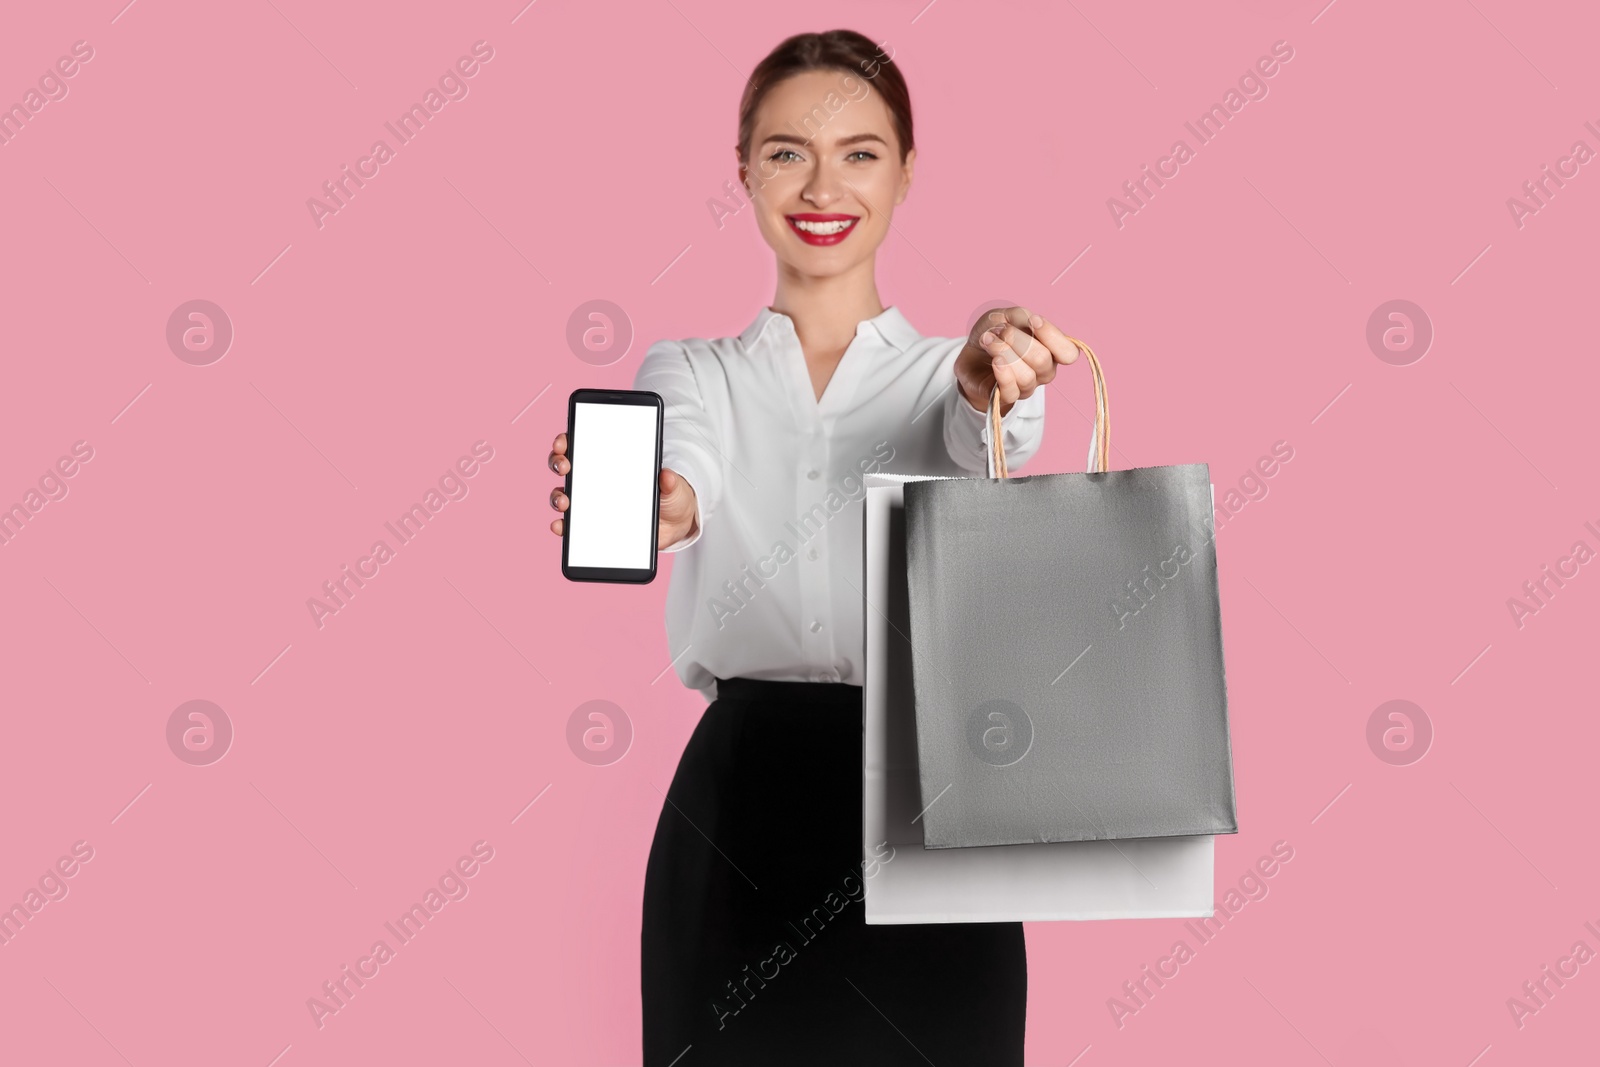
[738,304,921,354]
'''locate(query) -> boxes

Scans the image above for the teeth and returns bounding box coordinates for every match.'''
[792,218,855,235]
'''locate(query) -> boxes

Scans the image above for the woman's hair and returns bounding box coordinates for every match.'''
[737,29,913,164]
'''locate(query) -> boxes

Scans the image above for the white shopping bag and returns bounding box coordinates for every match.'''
[862,473,1216,923]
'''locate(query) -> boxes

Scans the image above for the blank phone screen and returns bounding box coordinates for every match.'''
[568,402,658,570]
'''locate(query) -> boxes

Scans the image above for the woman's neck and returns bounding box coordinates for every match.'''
[770,258,884,355]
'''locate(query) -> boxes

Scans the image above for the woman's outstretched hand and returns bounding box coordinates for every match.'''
[954,306,1080,416]
[547,432,701,549]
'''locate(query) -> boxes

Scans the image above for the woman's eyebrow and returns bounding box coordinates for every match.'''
[760,132,888,147]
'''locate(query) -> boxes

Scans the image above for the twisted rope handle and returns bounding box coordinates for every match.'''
[986,337,1109,479]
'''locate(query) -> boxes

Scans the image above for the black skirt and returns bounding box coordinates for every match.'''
[641,677,1027,1065]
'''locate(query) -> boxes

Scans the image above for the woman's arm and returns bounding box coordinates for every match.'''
[630,339,723,551]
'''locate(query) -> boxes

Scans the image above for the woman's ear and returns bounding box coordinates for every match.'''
[895,147,916,205]
[734,147,749,195]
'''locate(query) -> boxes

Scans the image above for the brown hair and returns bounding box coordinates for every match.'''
[737,30,913,164]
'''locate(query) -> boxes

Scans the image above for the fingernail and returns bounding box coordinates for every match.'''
[980,331,996,345]
[1030,314,1043,329]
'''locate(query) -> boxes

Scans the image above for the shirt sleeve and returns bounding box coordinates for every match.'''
[942,354,1047,474]
[632,339,723,553]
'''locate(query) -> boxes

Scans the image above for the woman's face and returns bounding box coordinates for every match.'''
[740,68,915,280]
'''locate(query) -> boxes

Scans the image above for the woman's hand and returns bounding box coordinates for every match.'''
[953,306,1079,416]
[547,433,701,549]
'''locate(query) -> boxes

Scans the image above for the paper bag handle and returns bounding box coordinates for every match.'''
[986,336,1110,479]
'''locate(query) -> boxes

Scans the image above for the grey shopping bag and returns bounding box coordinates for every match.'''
[863,472,1217,923]
[902,341,1238,849]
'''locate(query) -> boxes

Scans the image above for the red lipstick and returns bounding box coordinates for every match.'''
[785,213,860,246]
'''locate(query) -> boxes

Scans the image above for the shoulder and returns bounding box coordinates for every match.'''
[638,311,773,375]
[632,334,740,396]
[885,308,964,367]
[637,334,742,372]
[904,332,967,376]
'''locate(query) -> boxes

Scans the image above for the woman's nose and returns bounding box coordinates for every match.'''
[802,166,843,208]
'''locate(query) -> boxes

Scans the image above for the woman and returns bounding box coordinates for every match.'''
[547,29,1079,1065]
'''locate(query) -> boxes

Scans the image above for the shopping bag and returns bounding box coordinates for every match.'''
[901,340,1238,850]
[862,472,1216,923]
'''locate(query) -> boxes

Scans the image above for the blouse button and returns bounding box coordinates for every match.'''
[807,547,818,561]
[810,619,823,633]
[806,469,820,480]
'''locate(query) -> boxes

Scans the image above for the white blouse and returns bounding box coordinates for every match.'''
[633,305,1046,702]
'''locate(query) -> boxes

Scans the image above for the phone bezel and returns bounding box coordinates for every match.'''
[560,388,664,584]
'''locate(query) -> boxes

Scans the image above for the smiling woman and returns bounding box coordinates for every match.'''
[544,29,1085,1064]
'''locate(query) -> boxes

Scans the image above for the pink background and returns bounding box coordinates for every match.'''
[2,0,1596,1063]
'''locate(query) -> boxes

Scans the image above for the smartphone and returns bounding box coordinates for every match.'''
[561,388,664,584]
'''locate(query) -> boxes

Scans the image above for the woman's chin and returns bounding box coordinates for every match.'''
[770,244,880,280]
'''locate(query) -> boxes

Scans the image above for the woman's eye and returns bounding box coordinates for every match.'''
[769,149,802,163]
[847,150,878,162]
